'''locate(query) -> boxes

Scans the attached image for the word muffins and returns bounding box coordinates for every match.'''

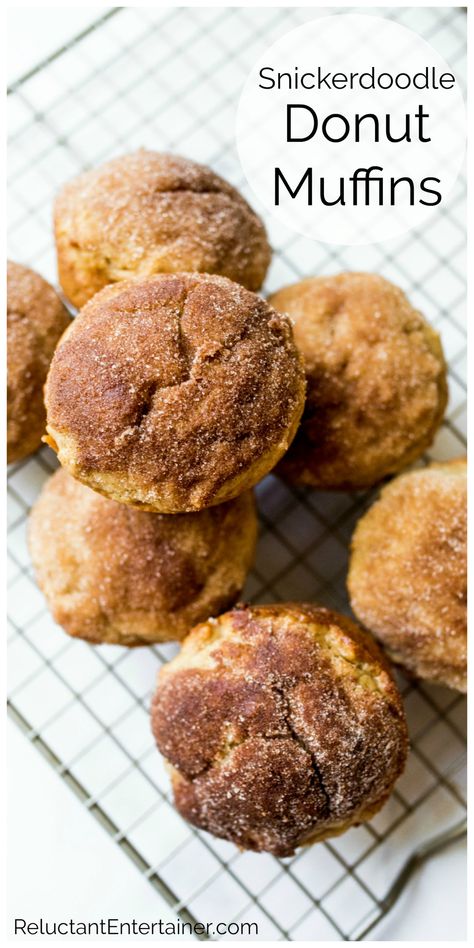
[44,273,305,513]
[29,469,257,646]
[54,150,271,308]
[269,272,447,490]
[151,603,408,856]
[349,458,467,692]
[7,261,70,463]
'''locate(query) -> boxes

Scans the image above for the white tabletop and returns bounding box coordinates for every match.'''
[7,720,466,940]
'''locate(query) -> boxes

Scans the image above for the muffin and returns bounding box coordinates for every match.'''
[269,273,447,490]
[151,603,408,856]
[348,458,467,692]
[28,469,257,646]
[7,261,70,463]
[44,273,305,513]
[54,150,271,308]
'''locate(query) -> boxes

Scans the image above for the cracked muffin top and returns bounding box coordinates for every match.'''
[7,260,70,464]
[44,273,306,512]
[348,458,467,692]
[28,468,257,647]
[54,150,271,308]
[269,272,447,490]
[151,603,408,856]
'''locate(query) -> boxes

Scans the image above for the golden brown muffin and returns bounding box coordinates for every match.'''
[269,273,447,490]
[7,261,70,463]
[348,458,467,692]
[54,150,271,308]
[44,273,305,513]
[151,603,408,856]
[28,469,257,646]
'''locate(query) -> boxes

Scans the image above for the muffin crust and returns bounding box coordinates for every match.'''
[55,150,271,307]
[151,603,408,855]
[269,273,447,490]
[28,469,257,646]
[44,273,305,512]
[348,458,467,691]
[7,261,70,463]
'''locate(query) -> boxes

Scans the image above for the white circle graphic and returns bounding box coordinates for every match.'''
[236,15,465,245]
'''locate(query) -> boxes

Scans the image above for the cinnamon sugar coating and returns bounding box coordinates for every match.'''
[151,603,408,855]
[7,261,70,463]
[54,150,271,308]
[28,469,257,646]
[44,273,305,512]
[269,273,447,490]
[348,458,467,692]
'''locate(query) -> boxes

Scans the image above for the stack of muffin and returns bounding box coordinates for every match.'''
[7,150,466,858]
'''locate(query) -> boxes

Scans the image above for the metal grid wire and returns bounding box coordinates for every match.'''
[7,6,466,941]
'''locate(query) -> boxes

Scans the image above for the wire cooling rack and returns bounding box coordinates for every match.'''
[7,6,467,941]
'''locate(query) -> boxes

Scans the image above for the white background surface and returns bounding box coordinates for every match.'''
[7,8,104,84]
[7,5,467,942]
[7,722,185,936]
[7,720,467,940]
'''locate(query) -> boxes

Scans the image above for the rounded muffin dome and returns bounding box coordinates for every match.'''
[44,273,305,513]
[151,603,408,856]
[7,261,70,463]
[28,469,257,646]
[269,272,447,490]
[348,458,467,692]
[54,150,271,308]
